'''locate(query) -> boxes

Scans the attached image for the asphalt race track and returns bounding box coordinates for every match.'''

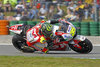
[0,45,100,59]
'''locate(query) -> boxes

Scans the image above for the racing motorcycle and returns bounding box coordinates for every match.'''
[9,21,93,54]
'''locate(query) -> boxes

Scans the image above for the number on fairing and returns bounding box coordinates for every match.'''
[70,26,76,36]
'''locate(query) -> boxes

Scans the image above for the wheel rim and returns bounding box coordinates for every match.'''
[78,42,90,52]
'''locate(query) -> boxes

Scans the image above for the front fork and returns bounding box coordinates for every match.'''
[69,35,86,49]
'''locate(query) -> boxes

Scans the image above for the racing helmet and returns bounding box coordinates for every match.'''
[41,23,53,37]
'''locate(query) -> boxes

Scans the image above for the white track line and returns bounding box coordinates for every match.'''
[0,43,12,45]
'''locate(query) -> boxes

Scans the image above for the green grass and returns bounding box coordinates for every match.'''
[0,56,100,67]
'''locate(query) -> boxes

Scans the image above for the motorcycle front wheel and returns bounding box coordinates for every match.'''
[69,38,93,54]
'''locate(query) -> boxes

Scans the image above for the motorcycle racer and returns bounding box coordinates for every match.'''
[26,22,56,53]
[26,22,52,53]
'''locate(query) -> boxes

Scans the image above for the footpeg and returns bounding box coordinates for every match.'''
[21,46,35,51]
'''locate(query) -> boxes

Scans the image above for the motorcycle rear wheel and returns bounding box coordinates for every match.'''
[12,34,35,53]
[69,38,93,54]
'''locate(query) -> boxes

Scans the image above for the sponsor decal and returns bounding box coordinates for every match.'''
[63,34,70,39]
[67,25,71,33]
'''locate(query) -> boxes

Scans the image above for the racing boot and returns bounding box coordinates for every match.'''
[42,47,49,53]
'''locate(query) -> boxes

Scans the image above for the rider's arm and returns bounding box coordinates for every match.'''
[47,19,59,24]
[47,19,70,25]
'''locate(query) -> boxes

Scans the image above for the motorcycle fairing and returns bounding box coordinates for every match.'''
[50,41,69,51]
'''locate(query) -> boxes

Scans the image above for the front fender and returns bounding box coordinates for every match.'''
[74,35,86,41]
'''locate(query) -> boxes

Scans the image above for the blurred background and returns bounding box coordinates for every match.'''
[0,0,100,36]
